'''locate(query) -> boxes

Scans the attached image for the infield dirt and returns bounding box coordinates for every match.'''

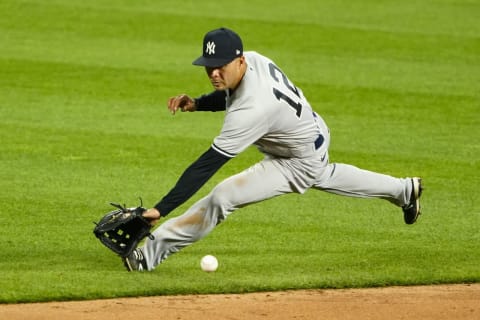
[0,283,479,319]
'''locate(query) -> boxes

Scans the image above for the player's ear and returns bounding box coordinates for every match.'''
[236,55,246,70]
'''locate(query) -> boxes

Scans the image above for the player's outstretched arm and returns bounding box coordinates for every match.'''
[153,147,231,218]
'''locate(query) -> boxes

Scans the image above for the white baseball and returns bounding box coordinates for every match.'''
[200,255,218,272]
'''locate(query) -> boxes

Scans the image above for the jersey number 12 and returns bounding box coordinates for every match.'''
[269,63,302,118]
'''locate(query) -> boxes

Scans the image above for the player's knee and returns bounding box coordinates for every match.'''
[208,185,234,216]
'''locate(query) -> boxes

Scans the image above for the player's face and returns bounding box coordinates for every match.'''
[205,57,246,91]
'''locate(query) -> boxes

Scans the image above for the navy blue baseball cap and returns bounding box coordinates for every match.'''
[192,28,243,67]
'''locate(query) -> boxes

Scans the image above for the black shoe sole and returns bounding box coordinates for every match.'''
[404,178,422,224]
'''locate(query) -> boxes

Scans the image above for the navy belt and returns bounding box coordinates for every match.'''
[314,134,324,150]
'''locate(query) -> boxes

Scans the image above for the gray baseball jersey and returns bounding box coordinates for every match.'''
[213,51,326,159]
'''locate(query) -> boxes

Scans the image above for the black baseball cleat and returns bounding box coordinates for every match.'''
[402,177,423,224]
[122,248,147,272]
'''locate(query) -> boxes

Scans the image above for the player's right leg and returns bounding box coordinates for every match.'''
[313,163,422,223]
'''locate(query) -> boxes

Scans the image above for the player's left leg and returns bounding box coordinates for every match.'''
[141,158,297,270]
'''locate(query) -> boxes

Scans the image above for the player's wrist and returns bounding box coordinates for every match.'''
[192,97,199,111]
[143,208,161,219]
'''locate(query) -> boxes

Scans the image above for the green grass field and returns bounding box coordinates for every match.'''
[0,0,479,303]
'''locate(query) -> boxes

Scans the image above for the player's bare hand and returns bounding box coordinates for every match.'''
[142,208,161,226]
[167,94,196,115]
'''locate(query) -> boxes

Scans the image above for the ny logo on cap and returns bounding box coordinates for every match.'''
[205,41,216,55]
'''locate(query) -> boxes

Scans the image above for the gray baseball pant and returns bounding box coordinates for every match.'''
[141,151,412,270]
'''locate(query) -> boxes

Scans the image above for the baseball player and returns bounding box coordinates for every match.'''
[122,27,423,272]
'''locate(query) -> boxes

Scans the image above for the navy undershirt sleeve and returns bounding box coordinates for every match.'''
[154,147,231,217]
[195,90,227,112]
